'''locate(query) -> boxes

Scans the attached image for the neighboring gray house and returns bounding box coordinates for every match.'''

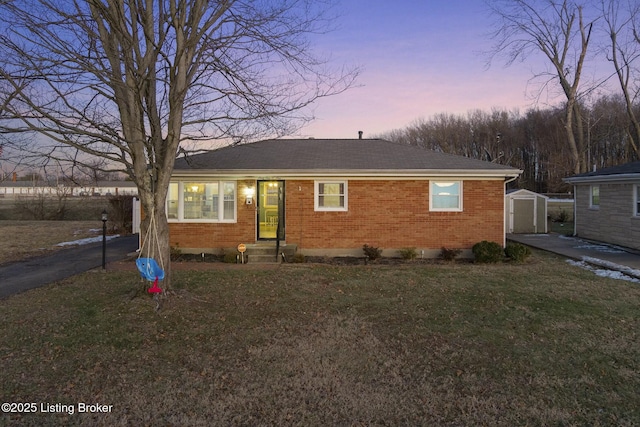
[564,161,640,251]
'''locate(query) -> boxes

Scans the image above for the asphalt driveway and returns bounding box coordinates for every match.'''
[0,234,139,299]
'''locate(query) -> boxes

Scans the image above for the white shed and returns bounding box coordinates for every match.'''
[505,189,548,234]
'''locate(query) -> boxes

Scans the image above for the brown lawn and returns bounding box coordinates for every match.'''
[0,221,105,265]
[1,251,639,426]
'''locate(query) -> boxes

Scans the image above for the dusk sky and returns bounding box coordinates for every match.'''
[296,0,549,139]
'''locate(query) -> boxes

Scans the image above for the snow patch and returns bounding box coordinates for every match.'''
[56,235,120,247]
[566,258,640,283]
[558,235,628,254]
[574,244,626,254]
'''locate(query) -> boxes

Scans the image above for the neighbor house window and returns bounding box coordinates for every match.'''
[635,185,640,216]
[590,185,600,208]
[430,181,462,212]
[167,181,236,222]
[315,181,347,211]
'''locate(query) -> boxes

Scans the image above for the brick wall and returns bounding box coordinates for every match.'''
[169,180,256,251]
[286,179,505,252]
[169,178,507,254]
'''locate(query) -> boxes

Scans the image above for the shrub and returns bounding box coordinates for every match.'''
[15,190,71,220]
[554,209,570,223]
[504,243,531,262]
[439,247,462,262]
[292,253,306,263]
[398,247,417,260]
[472,240,504,263]
[170,245,183,261]
[108,195,134,233]
[362,244,382,260]
[223,252,238,263]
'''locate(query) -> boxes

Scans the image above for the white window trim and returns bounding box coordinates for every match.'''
[314,180,348,212]
[429,181,463,212]
[589,185,600,209]
[168,181,237,223]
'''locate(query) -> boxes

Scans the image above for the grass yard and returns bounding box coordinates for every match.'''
[0,197,109,221]
[550,220,575,235]
[1,252,639,426]
[0,221,105,265]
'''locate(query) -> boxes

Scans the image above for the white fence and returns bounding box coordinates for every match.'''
[0,182,138,198]
[132,197,141,234]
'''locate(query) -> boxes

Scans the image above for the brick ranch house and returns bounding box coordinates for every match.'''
[168,138,522,258]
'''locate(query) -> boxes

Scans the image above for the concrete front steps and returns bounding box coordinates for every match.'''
[234,243,298,264]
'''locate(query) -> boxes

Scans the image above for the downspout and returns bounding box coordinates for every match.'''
[504,175,519,186]
[275,220,280,262]
[503,175,519,246]
[572,184,577,237]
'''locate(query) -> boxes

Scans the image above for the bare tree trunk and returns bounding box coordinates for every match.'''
[604,0,640,158]
[573,101,587,173]
[626,127,640,158]
[565,101,582,174]
[136,165,173,289]
[139,203,172,291]
[487,0,593,174]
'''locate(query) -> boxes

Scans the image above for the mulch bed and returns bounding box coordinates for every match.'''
[107,259,282,272]
[108,255,467,272]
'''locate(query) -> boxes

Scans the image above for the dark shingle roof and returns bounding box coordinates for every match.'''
[570,161,640,178]
[564,161,640,183]
[173,139,521,175]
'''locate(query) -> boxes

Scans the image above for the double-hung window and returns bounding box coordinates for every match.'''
[430,181,462,212]
[635,185,640,216]
[167,181,236,222]
[590,185,600,209]
[315,181,347,211]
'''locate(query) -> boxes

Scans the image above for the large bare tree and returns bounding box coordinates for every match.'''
[0,0,356,288]
[487,0,595,174]
[601,0,640,158]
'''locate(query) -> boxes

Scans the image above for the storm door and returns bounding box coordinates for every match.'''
[257,181,285,240]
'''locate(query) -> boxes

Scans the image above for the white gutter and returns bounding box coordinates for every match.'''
[504,175,519,185]
[172,169,523,180]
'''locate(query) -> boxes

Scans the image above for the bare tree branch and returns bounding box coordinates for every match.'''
[601,0,640,157]
[486,0,599,174]
[0,0,358,288]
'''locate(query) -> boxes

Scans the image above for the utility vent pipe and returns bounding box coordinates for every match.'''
[358,131,363,139]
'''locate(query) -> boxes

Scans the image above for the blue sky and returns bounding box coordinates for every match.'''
[297,0,541,138]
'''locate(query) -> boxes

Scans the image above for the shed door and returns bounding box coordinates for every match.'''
[512,198,536,233]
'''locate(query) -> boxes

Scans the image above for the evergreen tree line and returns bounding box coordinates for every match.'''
[379,94,640,194]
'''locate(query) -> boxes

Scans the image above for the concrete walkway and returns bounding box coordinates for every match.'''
[507,233,640,279]
[0,234,139,299]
